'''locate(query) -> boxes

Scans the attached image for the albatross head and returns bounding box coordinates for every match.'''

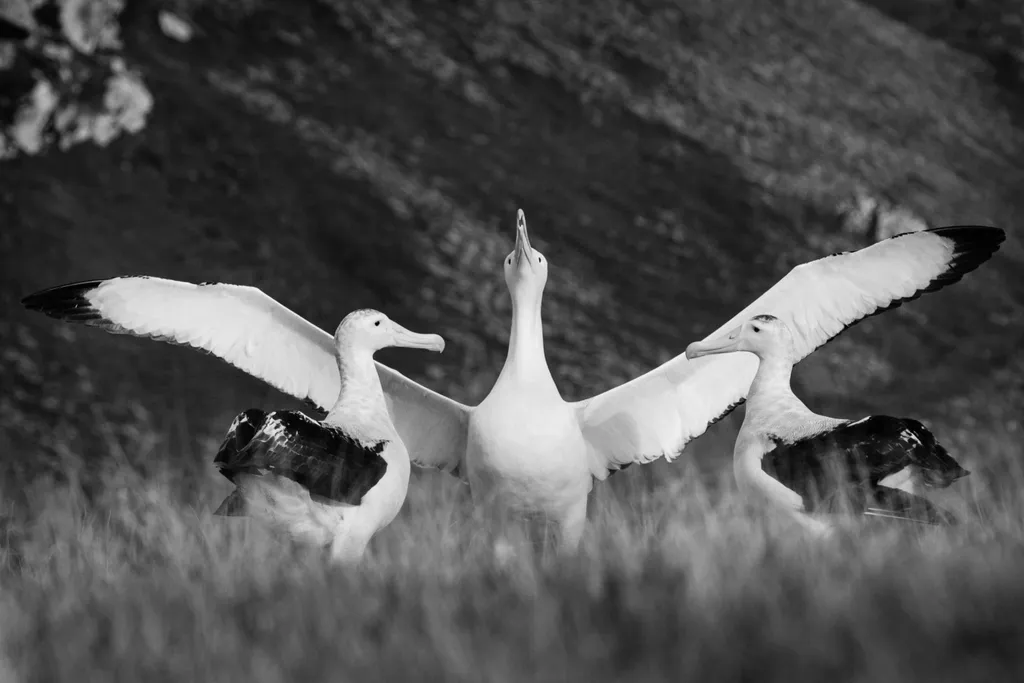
[503,209,549,308]
[684,314,795,362]
[334,309,446,356]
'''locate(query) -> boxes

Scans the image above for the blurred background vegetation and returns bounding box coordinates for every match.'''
[0,1,1022,679]
[2,0,1021,496]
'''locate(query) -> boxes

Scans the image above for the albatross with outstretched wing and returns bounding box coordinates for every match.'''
[210,309,446,563]
[685,314,970,535]
[22,211,1005,550]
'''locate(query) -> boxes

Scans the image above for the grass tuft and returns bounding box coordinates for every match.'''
[2,420,1023,681]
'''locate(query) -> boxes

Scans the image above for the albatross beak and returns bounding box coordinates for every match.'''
[514,209,535,272]
[389,322,446,353]
[685,326,744,360]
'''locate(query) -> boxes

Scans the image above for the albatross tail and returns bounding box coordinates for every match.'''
[213,489,248,516]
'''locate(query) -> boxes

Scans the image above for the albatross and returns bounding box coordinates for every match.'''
[685,314,971,533]
[22,212,1004,550]
[211,309,445,563]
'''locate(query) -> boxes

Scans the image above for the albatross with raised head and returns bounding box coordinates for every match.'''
[21,212,1004,551]
[685,314,971,534]
[211,309,445,563]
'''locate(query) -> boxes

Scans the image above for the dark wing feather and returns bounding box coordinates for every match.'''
[213,410,389,505]
[868,487,959,525]
[214,408,269,482]
[763,419,909,511]
[763,415,966,520]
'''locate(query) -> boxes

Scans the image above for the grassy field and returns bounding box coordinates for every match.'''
[2,0,1024,680]
[2,425,1024,682]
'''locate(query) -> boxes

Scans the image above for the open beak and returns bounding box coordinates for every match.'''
[514,209,535,272]
[390,322,446,353]
[685,326,743,360]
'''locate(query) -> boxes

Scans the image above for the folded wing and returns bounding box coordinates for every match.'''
[214,409,389,505]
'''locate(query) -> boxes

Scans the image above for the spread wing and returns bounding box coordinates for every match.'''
[573,226,1004,478]
[22,276,471,476]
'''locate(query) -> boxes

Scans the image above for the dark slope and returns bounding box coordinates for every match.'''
[1,0,1022,492]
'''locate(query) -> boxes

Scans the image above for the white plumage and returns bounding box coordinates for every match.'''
[197,309,444,563]
[685,314,971,534]
[22,215,1004,551]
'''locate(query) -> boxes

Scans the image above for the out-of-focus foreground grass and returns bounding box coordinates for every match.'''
[1,418,1023,683]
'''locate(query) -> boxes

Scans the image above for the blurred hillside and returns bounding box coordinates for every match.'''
[1,0,1022,498]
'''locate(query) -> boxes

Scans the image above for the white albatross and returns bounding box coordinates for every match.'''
[684,314,971,535]
[210,308,445,563]
[22,213,1004,550]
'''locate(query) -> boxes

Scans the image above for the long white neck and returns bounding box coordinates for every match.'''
[746,349,811,415]
[740,347,839,447]
[326,345,396,439]
[494,290,560,395]
[733,350,806,488]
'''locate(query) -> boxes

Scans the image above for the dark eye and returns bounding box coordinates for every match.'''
[537,256,542,263]
[752,326,761,333]
[374,320,381,327]
[507,258,512,265]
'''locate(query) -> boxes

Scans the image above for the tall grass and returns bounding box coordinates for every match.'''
[2,419,1023,682]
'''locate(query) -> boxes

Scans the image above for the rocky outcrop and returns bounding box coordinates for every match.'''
[0,0,151,160]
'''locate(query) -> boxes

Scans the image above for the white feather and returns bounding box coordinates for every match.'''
[26,222,997,546]
[574,228,969,476]
[77,277,470,474]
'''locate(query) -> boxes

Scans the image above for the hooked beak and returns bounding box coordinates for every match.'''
[514,209,535,272]
[389,322,446,353]
[685,326,743,360]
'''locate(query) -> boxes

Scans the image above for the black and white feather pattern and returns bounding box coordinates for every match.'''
[20,276,470,478]
[212,409,389,512]
[575,225,1004,478]
[762,416,969,524]
[20,226,1004,485]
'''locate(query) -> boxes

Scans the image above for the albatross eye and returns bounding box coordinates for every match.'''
[752,326,761,333]
[374,320,381,327]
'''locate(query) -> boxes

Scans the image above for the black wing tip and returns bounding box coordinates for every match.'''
[825,225,1005,343]
[21,279,106,319]
[928,224,1006,247]
[931,224,1006,281]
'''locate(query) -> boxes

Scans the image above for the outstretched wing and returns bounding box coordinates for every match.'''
[574,226,1005,478]
[22,276,471,475]
[377,365,470,479]
[214,410,388,505]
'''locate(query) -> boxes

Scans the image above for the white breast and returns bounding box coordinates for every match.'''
[353,439,412,531]
[465,391,591,515]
